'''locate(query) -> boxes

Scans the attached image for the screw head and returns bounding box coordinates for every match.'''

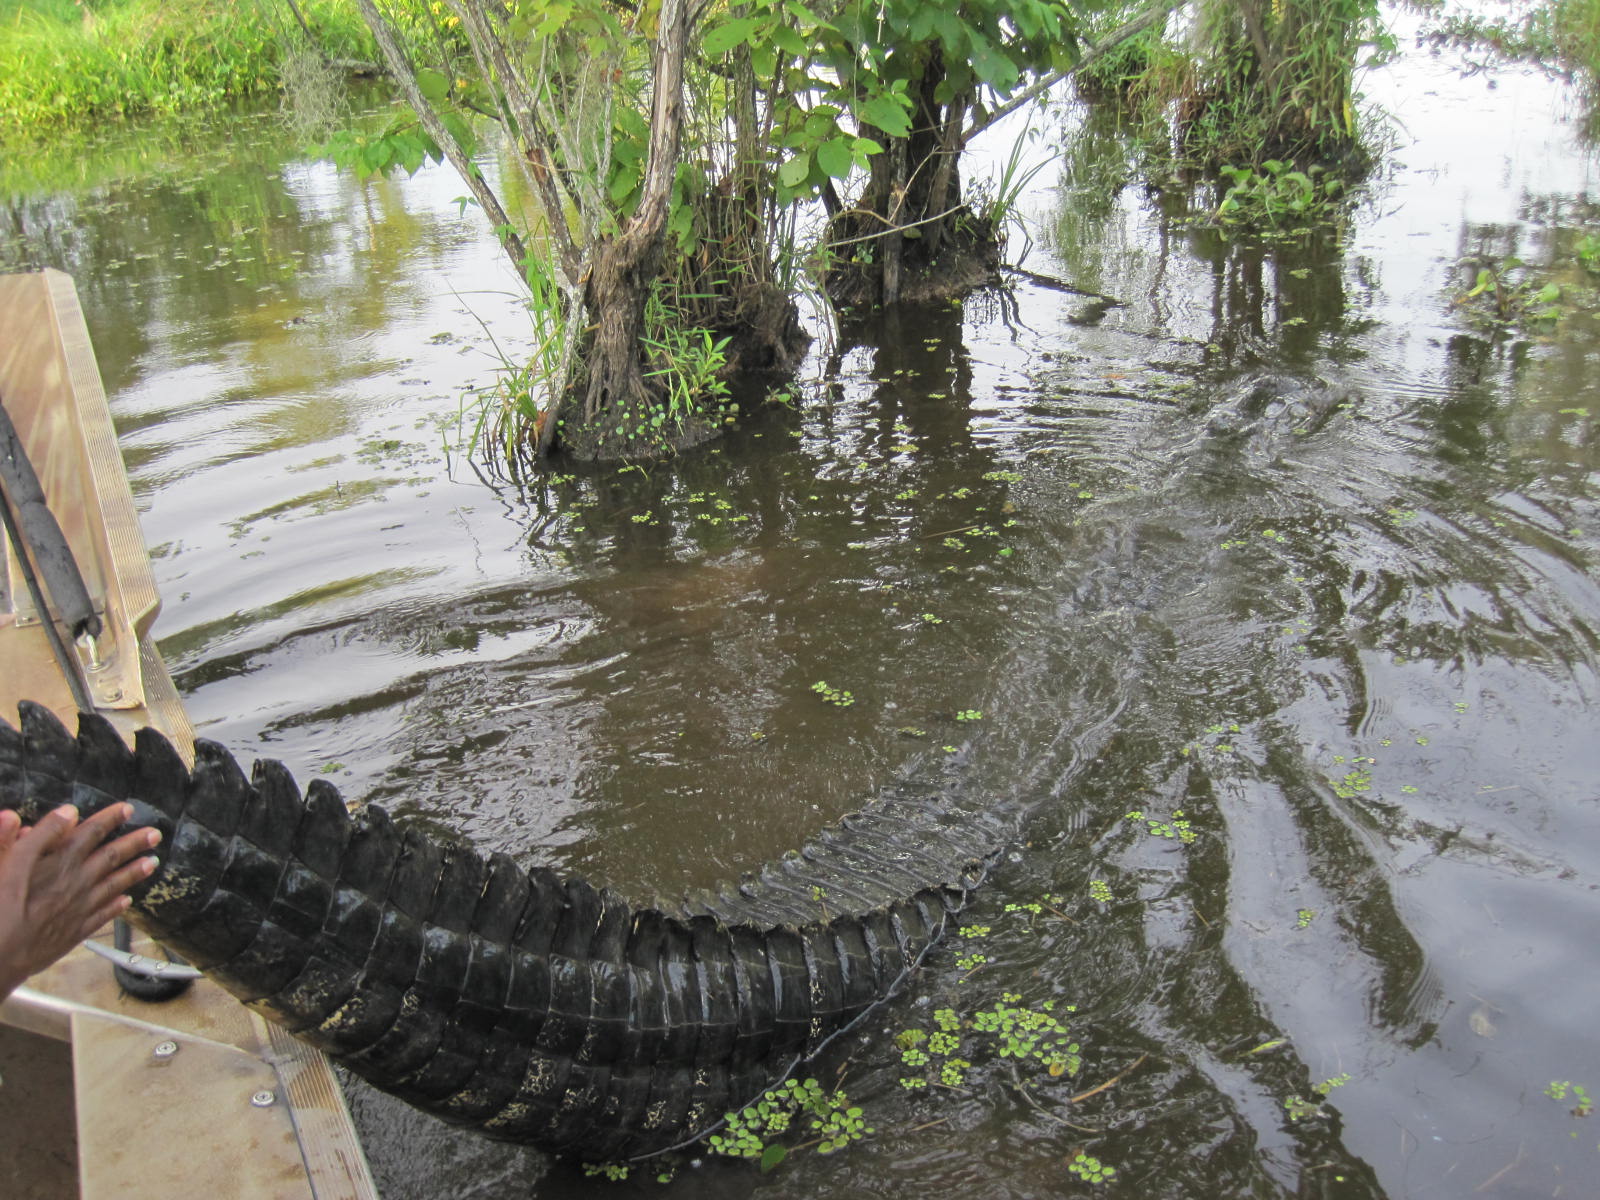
[250,1090,277,1108]
[153,1040,178,1059]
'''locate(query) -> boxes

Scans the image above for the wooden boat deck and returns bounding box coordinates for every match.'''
[0,269,378,1199]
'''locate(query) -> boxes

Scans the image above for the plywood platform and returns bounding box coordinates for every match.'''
[0,269,379,1199]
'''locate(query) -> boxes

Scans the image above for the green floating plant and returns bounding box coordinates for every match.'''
[810,680,855,707]
[1068,1150,1117,1184]
[708,1077,872,1168]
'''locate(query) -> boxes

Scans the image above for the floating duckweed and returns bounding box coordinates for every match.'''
[708,1078,871,1164]
[1126,809,1197,843]
[1546,1079,1594,1118]
[811,680,855,707]
[1068,1151,1117,1184]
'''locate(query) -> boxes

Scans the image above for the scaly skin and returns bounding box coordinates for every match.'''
[0,702,997,1161]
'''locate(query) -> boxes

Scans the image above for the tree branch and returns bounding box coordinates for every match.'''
[354,0,528,274]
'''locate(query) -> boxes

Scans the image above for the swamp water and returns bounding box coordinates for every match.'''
[4,16,1600,1200]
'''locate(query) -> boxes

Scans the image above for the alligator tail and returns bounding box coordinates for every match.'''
[0,703,999,1161]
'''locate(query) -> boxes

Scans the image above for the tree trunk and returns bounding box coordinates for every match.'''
[573,0,690,456]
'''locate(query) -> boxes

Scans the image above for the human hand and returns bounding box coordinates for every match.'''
[0,804,161,999]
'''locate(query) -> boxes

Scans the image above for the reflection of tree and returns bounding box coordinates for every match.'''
[0,115,501,472]
[349,305,1033,890]
[1043,101,1381,365]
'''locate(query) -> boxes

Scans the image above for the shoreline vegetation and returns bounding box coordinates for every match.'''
[8,0,1600,466]
[0,0,382,139]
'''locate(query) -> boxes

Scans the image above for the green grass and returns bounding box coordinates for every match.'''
[0,0,376,138]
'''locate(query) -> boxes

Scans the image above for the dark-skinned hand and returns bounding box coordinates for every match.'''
[0,803,160,999]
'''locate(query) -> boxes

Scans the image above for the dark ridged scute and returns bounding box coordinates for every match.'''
[0,703,998,1160]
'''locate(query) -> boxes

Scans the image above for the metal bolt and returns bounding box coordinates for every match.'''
[250,1090,277,1108]
[153,1040,178,1059]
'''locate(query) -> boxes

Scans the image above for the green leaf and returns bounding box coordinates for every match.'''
[1245,1038,1288,1056]
[858,94,911,138]
[758,1144,787,1174]
[359,138,392,176]
[608,164,640,206]
[772,22,807,55]
[816,136,853,179]
[703,16,757,56]
[416,67,450,105]
[394,135,426,176]
[778,152,812,189]
[668,201,695,249]
[805,108,840,138]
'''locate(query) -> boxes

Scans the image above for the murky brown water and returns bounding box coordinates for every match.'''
[5,12,1600,1198]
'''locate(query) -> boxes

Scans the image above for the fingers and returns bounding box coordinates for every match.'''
[0,810,19,851]
[5,805,78,873]
[58,803,136,866]
[82,850,160,917]
[80,893,135,939]
[86,821,161,878]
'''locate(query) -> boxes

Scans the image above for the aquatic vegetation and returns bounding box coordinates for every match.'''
[1453,255,1564,328]
[708,1077,872,1168]
[1090,879,1114,904]
[811,680,856,707]
[1125,809,1197,843]
[1214,160,1350,229]
[1285,1073,1353,1122]
[899,993,1081,1091]
[1067,1150,1118,1184]
[1328,757,1375,799]
[1546,1079,1594,1120]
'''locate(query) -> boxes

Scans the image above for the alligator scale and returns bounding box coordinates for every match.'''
[0,703,1000,1161]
